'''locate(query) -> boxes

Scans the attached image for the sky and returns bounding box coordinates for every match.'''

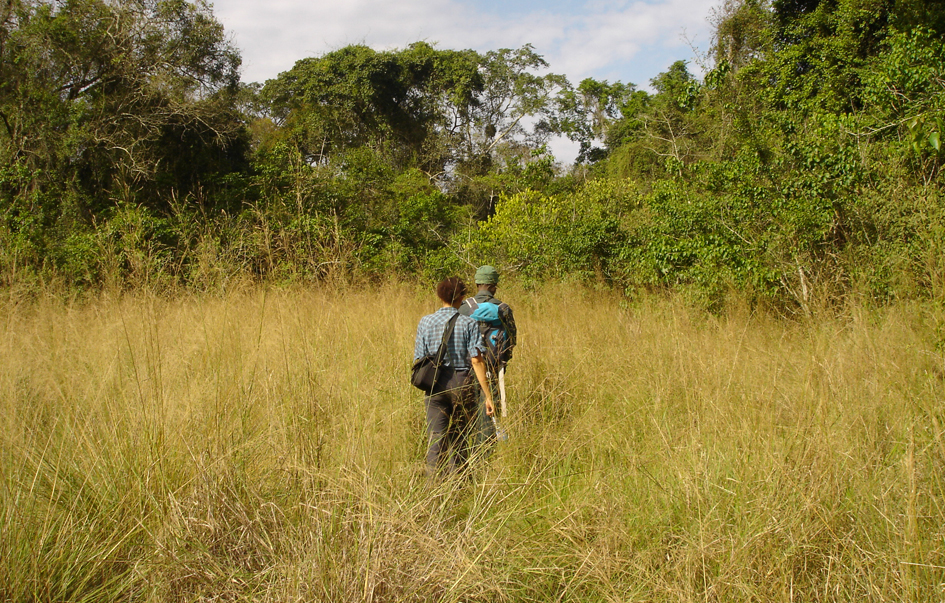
[210,0,722,162]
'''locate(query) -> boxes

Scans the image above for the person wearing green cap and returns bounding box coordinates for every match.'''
[459,265,517,445]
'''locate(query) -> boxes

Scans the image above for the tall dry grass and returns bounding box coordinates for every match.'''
[1,284,944,602]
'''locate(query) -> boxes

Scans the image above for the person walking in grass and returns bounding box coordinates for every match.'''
[414,277,495,477]
[459,265,517,443]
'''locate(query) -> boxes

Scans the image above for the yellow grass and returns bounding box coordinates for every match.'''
[1,284,944,601]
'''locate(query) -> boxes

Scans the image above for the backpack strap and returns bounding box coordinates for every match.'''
[496,302,516,350]
[492,302,511,333]
[434,314,460,368]
[462,297,479,311]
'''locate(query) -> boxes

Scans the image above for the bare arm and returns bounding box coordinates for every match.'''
[470,355,495,416]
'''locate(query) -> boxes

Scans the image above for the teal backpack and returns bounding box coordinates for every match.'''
[463,298,512,368]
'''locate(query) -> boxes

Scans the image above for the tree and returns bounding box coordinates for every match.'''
[261,42,483,173]
[261,43,569,178]
[449,44,570,218]
[711,0,772,70]
[552,78,636,163]
[464,45,568,162]
[0,0,244,213]
[603,61,702,177]
[0,0,246,284]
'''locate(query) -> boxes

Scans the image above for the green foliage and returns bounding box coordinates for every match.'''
[650,60,699,112]
[572,1,945,307]
[552,78,636,162]
[260,42,568,180]
[471,179,634,283]
[0,0,248,289]
[238,143,473,281]
[601,61,707,182]
[907,115,944,156]
[0,0,244,204]
[261,42,482,171]
[861,27,945,117]
[470,44,568,155]
[2,0,945,306]
[861,27,945,178]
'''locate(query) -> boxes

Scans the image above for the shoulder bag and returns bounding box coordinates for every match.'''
[410,314,459,394]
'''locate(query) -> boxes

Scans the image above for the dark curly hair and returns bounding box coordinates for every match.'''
[435,277,467,306]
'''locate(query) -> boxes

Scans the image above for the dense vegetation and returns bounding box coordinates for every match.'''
[2,0,945,308]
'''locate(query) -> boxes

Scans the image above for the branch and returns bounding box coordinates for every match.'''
[0,107,14,145]
[483,111,525,153]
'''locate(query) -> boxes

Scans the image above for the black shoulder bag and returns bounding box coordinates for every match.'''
[410,314,459,394]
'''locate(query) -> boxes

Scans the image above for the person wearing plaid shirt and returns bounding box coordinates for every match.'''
[414,277,495,476]
[413,309,479,371]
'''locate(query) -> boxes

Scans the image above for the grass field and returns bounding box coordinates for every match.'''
[1,284,944,602]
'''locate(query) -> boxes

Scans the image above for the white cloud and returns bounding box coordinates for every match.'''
[550,0,718,81]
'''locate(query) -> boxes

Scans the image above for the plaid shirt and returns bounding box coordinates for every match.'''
[414,307,482,370]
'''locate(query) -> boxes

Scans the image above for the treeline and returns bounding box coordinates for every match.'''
[1,0,944,309]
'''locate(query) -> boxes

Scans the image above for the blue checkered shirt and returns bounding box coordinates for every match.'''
[414,307,482,370]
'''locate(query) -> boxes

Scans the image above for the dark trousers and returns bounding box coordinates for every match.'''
[425,369,477,476]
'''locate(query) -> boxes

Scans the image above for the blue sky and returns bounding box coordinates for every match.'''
[210,0,721,161]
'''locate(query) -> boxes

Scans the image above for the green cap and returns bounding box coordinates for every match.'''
[474,265,500,285]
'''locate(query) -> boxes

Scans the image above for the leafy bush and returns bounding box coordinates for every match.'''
[470,179,634,284]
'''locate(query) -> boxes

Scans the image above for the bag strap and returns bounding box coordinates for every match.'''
[434,314,460,367]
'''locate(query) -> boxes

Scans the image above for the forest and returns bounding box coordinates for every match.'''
[2,0,943,309]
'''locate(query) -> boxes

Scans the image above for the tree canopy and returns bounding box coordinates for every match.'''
[1,0,943,310]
